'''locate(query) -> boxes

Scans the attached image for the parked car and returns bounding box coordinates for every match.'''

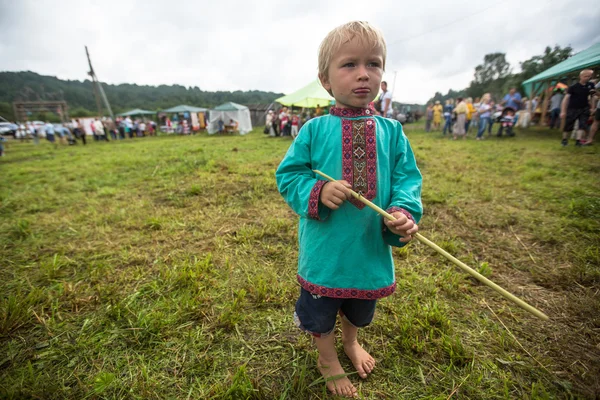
[0,122,18,137]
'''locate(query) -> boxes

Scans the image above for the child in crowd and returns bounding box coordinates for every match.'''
[497,107,516,137]
[276,21,423,398]
[290,112,300,139]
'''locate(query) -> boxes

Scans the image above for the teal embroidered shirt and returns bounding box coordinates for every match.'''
[276,106,423,299]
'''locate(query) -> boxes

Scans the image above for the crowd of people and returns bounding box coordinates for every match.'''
[9,116,159,147]
[264,106,320,139]
[264,80,401,140]
[423,69,599,146]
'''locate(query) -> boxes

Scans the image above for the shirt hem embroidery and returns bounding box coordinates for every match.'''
[297,275,395,300]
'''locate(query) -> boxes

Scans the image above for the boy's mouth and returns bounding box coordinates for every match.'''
[353,88,371,94]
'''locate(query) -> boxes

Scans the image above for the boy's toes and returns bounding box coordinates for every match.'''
[345,385,358,398]
[356,364,367,378]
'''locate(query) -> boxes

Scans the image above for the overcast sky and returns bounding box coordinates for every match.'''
[1,0,599,104]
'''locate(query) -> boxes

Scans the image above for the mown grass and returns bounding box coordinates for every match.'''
[1,126,599,399]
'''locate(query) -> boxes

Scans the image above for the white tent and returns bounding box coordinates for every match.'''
[207,102,253,135]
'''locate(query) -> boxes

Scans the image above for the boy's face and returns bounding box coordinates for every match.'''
[320,38,384,109]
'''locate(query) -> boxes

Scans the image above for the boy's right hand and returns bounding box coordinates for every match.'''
[319,180,352,210]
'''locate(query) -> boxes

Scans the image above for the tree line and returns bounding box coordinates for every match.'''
[0,71,284,121]
[429,45,573,104]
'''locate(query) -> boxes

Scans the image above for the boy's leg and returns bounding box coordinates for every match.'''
[314,334,357,398]
[340,299,377,379]
[295,289,357,398]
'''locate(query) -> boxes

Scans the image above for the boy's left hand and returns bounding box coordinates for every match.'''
[384,212,418,243]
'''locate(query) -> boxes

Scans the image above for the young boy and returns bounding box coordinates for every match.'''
[276,21,422,398]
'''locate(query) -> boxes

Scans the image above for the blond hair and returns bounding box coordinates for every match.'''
[318,21,386,80]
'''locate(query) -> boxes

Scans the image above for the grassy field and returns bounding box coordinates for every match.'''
[1,125,599,399]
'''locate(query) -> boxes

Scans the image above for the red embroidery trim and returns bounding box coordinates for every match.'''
[308,180,326,220]
[297,275,396,300]
[330,105,377,118]
[341,118,377,209]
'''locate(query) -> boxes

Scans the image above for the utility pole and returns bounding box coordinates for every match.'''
[85,46,114,120]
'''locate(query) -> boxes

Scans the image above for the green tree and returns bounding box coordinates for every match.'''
[518,45,573,82]
[473,53,511,85]
[0,102,14,121]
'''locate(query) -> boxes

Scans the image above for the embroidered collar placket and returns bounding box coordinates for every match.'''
[330,106,378,209]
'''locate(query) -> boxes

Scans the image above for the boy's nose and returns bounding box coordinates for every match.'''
[357,65,369,80]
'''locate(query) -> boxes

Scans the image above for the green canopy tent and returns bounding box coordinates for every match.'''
[522,43,600,96]
[275,80,334,108]
[521,43,600,125]
[117,108,156,117]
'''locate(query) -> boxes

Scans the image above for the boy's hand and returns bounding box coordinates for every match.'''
[384,211,418,243]
[320,180,352,210]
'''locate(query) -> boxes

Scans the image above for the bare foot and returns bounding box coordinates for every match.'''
[317,356,357,398]
[343,340,375,379]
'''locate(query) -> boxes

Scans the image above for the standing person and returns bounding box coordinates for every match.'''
[140,120,147,136]
[488,100,497,135]
[549,89,564,129]
[471,97,481,131]
[291,112,300,139]
[74,119,86,145]
[315,104,323,117]
[265,110,274,135]
[465,98,475,134]
[583,80,600,145]
[91,120,98,141]
[380,81,393,117]
[279,107,289,136]
[106,118,117,140]
[475,94,492,140]
[432,100,442,130]
[93,118,105,141]
[44,121,55,144]
[276,21,422,398]
[425,103,433,132]
[272,110,280,136]
[442,99,454,136]
[502,88,522,111]
[125,116,133,138]
[453,98,468,140]
[0,135,6,156]
[517,97,531,128]
[560,70,595,146]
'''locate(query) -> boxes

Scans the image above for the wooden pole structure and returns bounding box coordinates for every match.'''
[313,169,550,321]
[540,80,551,126]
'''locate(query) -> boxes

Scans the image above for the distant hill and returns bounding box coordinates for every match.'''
[0,71,284,120]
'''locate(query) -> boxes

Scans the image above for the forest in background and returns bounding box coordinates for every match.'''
[0,71,284,121]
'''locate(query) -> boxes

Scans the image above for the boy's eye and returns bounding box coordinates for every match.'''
[343,62,355,68]
[368,62,381,68]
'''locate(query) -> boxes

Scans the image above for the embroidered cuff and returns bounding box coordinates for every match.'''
[308,180,327,220]
[386,206,415,223]
[382,207,415,248]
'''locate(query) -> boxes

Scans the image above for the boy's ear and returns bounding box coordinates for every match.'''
[318,74,334,97]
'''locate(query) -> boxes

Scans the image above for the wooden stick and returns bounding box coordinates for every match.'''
[313,169,550,321]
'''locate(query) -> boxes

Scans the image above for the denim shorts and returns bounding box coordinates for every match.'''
[294,288,377,337]
[564,108,590,132]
